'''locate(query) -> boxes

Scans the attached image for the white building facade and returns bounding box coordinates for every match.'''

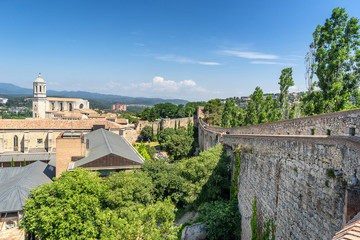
[32,74,90,119]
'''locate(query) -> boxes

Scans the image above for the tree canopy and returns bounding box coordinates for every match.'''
[303,7,360,114]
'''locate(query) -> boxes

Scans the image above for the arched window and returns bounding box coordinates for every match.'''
[14,135,18,151]
[79,103,84,109]
[51,102,55,110]
[60,103,63,111]
[69,103,73,111]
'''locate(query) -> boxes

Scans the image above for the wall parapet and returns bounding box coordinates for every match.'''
[197,112,360,239]
[199,108,360,136]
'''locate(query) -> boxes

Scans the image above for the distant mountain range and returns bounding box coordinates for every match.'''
[0,83,188,106]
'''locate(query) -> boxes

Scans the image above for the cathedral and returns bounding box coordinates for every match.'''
[32,74,90,119]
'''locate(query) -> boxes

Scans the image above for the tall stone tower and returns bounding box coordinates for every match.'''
[32,73,47,119]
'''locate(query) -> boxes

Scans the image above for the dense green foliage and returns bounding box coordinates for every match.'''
[139,125,154,142]
[139,102,206,121]
[231,153,241,201]
[279,68,294,120]
[204,99,223,126]
[0,108,32,119]
[134,142,152,160]
[197,200,241,240]
[302,7,360,114]
[22,169,176,240]
[157,124,196,161]
[142,145,231,208]
[22,145,232,239]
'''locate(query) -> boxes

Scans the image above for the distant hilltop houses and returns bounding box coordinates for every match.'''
[112,103,126,111]
[0,98,8,104]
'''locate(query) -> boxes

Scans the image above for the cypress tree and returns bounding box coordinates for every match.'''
[251,197,258,240]
[23,158,26,166]
[11,157,15,167]
[157,124,160,141]
[151,125,154,141]
[174,120,177,130]
[178,121,180,128]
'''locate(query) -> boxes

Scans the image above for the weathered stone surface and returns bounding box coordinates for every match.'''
[181,223,207,240]
[197,109,360,240]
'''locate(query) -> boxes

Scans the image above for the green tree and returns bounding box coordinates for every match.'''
[179,145,230,205]
[176,104,186,118]
[305,7,360,114]
[278,68,294,120]
[198,200,241,240]
[141,107,151,121]
[158,128,176,145]
[221,99,240,127]
[135,142,151,160]
[142,158,186,205]
[245,87,266,125]
[149,108,157,122]
[163,127,193,160]
[105,171,155,208]
[11,157,14,167]
[23,158,26,167]
[21,169,106,239]
[21,168,177,240]
[251,197,258,240]
[140,125,153,142]
[204,99,223,126]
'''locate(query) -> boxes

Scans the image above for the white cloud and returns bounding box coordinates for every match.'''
[156,55,221,66]
[250,61,296,66]
[220,50,279,59]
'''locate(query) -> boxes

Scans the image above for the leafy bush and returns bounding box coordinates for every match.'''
[197,200,241,240]
[21,168,176,240]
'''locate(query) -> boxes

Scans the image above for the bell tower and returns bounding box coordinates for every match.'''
[32,73,47,119]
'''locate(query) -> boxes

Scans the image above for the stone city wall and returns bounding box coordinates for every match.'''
[123,117,194,143]
[199,108,360,136]
[197,114,360,239]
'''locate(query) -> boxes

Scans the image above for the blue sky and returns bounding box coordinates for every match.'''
[0,0,360,101]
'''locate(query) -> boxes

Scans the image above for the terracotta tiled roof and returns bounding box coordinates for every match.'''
[333,213,360,240]
[47,97,83,102]
[88,113,106,118]
[116,118,128,124]
[77,109,97,114]
[0,119,122,130]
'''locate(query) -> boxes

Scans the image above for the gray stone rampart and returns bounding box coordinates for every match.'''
[199,108,360,136]
[197,117,360,239]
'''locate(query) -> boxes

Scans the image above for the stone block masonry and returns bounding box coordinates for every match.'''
[201,108,360,137]
[196,108,360,239]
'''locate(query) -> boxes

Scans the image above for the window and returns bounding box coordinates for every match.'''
[79,103,84,109]
[14,135,18,151]
[37,139,43,144]
[349,127,356,136]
